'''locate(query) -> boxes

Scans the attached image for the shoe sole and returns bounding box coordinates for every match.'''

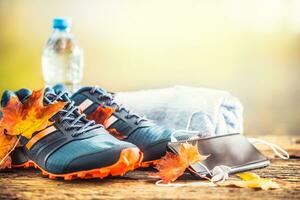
[12,148,143,180]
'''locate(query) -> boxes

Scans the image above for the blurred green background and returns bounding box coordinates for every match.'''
[0,0,299,135]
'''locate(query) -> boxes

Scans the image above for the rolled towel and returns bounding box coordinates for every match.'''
[115,85,243,137]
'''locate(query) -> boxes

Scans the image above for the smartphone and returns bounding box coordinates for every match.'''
[167,133,270,178]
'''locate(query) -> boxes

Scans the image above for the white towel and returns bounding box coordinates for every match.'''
[115,85,243,137]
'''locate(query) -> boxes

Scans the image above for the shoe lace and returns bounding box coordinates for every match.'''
[89,87,147,125]
[44,91,102,137]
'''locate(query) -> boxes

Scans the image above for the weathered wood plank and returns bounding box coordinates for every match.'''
[0,135,299,200]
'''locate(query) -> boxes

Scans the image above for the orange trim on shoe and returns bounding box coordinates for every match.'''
[26,126,57,150]
[12,148,143,180]
[12,161,33,168]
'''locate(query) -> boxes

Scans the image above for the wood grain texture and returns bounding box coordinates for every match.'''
[0,135,299,200]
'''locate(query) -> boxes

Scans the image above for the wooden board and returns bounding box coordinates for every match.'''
[0,135,299,200]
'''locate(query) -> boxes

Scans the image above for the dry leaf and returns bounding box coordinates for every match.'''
[0,89,66,169]
[86,106,127,139]
[219,172,280,190]
[86,105,114,125]
[0,129,18,169]
[0,89,66,138]
[0,156,12,170]
[151,143,207,183]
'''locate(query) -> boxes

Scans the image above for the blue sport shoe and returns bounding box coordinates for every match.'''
[71,86,180,167]
[1,88,142,180]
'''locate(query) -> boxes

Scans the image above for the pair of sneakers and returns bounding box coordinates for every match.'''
[1,85,181,180]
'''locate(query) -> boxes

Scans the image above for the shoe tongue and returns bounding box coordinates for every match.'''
[1,90,17,107]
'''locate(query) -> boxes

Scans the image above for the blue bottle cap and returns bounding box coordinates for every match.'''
[53,18,72,30]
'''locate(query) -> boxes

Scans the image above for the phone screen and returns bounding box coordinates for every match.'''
[168,133,269,176]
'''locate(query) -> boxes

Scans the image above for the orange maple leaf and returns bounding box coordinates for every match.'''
[0,89,66,138]
[86,105,115,126]
[86,106,127,139]
[0,156,12,170]
[152,143,208,183]
[0,89,66,169]
[0,129,18,169]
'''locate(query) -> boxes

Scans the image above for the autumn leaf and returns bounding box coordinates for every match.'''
[0,156,12,170]
[86,106,127,139]
[0,89,66,138]
[219,172,280,190]
[0,129,18,169]
[0,89,66,169]
[151,143,208,183]
[86,105,115,125]
[0,97,23,134]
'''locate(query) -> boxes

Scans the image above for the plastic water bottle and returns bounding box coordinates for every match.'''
[42,18,83,93]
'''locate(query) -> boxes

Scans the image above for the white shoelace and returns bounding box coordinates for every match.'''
[156,111,289,187]
[170,111,207,142]
[247,137,289,160]
[155,165,231,187]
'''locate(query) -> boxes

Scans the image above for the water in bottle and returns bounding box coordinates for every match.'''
[42,18,83,93]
